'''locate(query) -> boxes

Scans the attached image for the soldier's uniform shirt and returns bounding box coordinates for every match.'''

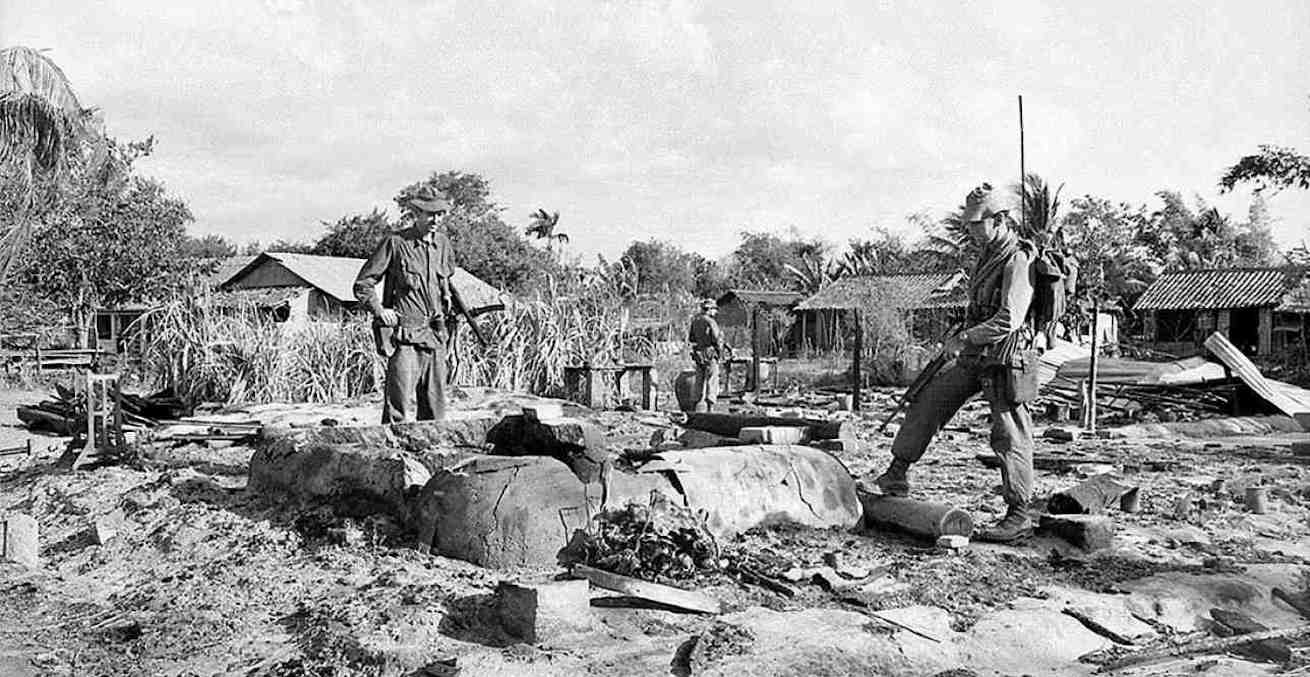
[354,226,456,423]
[354,227,456,348]
[688,313,726,352]
[888,232,1038,507]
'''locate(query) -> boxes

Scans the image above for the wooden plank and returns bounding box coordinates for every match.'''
[1204,332,1310,430]
[682,412,852,440]
[571,564,722,614]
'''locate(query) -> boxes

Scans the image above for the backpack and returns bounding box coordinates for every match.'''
[1030,245,1078,340]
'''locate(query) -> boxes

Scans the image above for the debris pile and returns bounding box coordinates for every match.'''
[16,384,186,435]
[570,494,722,580]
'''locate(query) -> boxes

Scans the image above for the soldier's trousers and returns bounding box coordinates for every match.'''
[890,358,1034,507]
[382,342,446,423]
[693,361,720,413]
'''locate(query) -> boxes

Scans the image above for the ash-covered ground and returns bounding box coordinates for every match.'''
[3,385,1310,676]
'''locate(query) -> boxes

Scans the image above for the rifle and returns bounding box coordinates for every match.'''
[878,324,961,433]
[449,285,488,349]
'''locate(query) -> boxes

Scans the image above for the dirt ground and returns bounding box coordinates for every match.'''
[3,384,1310,676]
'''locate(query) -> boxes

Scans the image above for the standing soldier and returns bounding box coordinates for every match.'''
[687,298,729,413]
[354,185,465,423]
[863,184,1041,543]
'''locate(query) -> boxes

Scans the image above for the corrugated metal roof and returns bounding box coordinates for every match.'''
[1133,267,1302,311]
[717,289,805,307]
[795,272,967,311]
[220,252,509,313]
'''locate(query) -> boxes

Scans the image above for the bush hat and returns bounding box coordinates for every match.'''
[406,186,452,213]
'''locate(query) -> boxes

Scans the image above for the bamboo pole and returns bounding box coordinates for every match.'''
[852,308,863,412]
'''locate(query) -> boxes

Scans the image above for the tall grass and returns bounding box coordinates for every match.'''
[138,269,658,406]
[454,273,654,396]
[138,291,380,406]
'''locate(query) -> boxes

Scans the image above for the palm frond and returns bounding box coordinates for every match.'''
[0,46,90,172]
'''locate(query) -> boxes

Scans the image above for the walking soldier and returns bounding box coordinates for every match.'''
[863,183,1042,543]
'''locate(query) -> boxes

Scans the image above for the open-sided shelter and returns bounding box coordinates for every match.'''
[793,272,967,351]
[1133,266,1309,357]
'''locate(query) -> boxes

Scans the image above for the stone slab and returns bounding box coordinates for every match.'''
[1,513,38,568]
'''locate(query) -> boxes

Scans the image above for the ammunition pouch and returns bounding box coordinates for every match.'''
[691,346,720,368]
[1004,349,1040,405]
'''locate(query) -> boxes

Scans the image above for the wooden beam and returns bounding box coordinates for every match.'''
[571,565,722,614]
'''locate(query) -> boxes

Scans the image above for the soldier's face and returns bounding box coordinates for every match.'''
[411,209,446,234]
[967,215,998,244]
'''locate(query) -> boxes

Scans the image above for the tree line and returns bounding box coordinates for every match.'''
[4,45,1309,342]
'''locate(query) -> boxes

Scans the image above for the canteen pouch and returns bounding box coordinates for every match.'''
[1005,349,1040,404]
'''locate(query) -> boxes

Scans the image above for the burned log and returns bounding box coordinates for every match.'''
[860,495,974,540]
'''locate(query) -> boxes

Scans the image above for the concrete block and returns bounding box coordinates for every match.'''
[1,513,38,568]
[1039,514,1114,551]
[523,403,564,423]
[936,535,969,550]
[811,438,859,453]
[92,510,126,546]
[739,426,804,445]
[495,578,593,643]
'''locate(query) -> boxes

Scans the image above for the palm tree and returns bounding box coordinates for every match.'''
[1010,172,1064,246]
[525,208,568,250]
[1,46,94,281]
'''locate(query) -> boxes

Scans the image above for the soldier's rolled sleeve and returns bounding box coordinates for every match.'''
[354,237,392,315]
[964,251,1034,346]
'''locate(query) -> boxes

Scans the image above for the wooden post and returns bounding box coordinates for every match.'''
[1258,307,1273,356]
[750,306,761,394]
[852,308,863,412]
[1086,300,1100,432]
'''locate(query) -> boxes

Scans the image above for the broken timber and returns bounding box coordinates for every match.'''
[1094,622,1310,672]
[570,564,722,614]
[680,412,852,441]
[1205,332,1310,430]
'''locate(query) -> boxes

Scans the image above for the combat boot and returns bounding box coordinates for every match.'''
[859,458,911,497]
[974,504,1034,543]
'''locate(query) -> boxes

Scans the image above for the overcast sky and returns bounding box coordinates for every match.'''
[5,0,1309,260]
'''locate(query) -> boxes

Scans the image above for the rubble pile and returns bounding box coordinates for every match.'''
[569,495,722,580]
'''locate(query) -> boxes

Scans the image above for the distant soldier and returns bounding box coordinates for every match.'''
[862,184,1041,543]
[687,298,729,412]
[354,186,465,423]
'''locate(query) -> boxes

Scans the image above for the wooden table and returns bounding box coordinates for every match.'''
[563,363,656,410]
[722,356,779,393]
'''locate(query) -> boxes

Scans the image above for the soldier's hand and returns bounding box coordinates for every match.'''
[377,309,399,327]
